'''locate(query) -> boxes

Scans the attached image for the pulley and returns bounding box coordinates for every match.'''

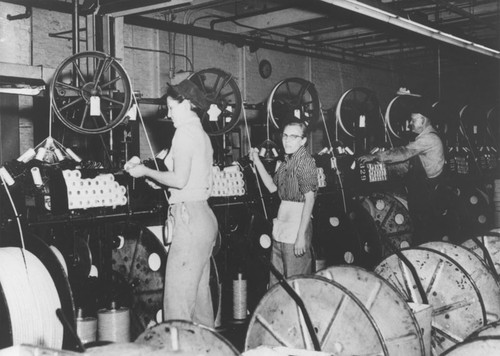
[50,51,133,135]
[267,78,320,130]
[334,87,385,153]
[188,68,242,136]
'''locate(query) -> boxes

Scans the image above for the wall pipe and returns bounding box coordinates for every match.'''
[7,6,32,21]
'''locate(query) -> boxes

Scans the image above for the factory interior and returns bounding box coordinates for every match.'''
[0,0,499,355]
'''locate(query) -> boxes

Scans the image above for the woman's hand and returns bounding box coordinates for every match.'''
[126,164,147,178]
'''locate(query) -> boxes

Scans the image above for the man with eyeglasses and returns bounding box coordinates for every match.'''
[358,103,445,244]
[250,120,318,287]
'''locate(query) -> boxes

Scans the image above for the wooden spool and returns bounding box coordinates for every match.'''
[375,247,486,355]
[135,320,239,355]
[316,265,425,355]
[245,275,387,355]
[421,241,500,323]
[462,231,500,276]
[440,336,500,355]
[467,320,500,339]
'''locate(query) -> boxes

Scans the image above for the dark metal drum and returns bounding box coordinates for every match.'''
[110,222,220,339]
[313,191,412,269]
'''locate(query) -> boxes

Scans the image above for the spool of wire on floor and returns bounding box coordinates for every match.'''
[232,273,247,320]
[97,304,130,343]
[76,309,97,345]
[0,247,63,348]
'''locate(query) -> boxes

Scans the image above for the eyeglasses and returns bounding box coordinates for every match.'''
[281,133,304,141]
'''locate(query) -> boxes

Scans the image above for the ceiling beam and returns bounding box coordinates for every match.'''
[230,8,326,33]
[98,0,191,17]
[316,0,500,58]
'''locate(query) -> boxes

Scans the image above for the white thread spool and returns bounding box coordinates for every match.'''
[54,148,65,161]
[35,147,47,161]
[77,317,97,344]
[232,273,247,320]
[66,148,82,163]
[97,306,130,343]
[31,167,43,186]
[17,148,36,163]
[0,167,15,186]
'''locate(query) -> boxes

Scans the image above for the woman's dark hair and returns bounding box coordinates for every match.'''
[165,85,205,118]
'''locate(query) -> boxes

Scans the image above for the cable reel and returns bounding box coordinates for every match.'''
[188,68,242,136]
[50,51,133,135]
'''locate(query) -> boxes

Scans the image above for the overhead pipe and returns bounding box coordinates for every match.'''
[210,5,291,30]
[317,0,500,59]
[125,15,391,70]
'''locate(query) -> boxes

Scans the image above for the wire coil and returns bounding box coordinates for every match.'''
[0,247,63,348]
[97,307,130,343]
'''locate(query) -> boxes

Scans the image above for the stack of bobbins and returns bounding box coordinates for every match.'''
[97,302,131,343]
[76,309,97,345]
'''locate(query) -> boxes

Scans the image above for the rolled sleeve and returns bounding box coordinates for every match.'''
[297,158,318,195]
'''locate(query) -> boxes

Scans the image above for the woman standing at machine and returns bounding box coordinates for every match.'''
[126,79,218,328]
[250,120,318,287]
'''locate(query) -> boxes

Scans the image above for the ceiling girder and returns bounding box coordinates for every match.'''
[315,0,500,58]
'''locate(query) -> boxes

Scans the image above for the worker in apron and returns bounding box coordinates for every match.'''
[250,120,318,287]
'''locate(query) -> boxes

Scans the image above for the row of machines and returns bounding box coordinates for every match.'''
[0,51,498,352]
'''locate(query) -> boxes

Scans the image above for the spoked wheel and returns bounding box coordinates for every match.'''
[316,265,425,355]
[335,87,384,153]
[188,68,242,136]
[135,320,239,355]
[375,247,486,355]
[245,275,387,355]
[385,95,421,143]
[267,78,320,130]
[50,51,133,135]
